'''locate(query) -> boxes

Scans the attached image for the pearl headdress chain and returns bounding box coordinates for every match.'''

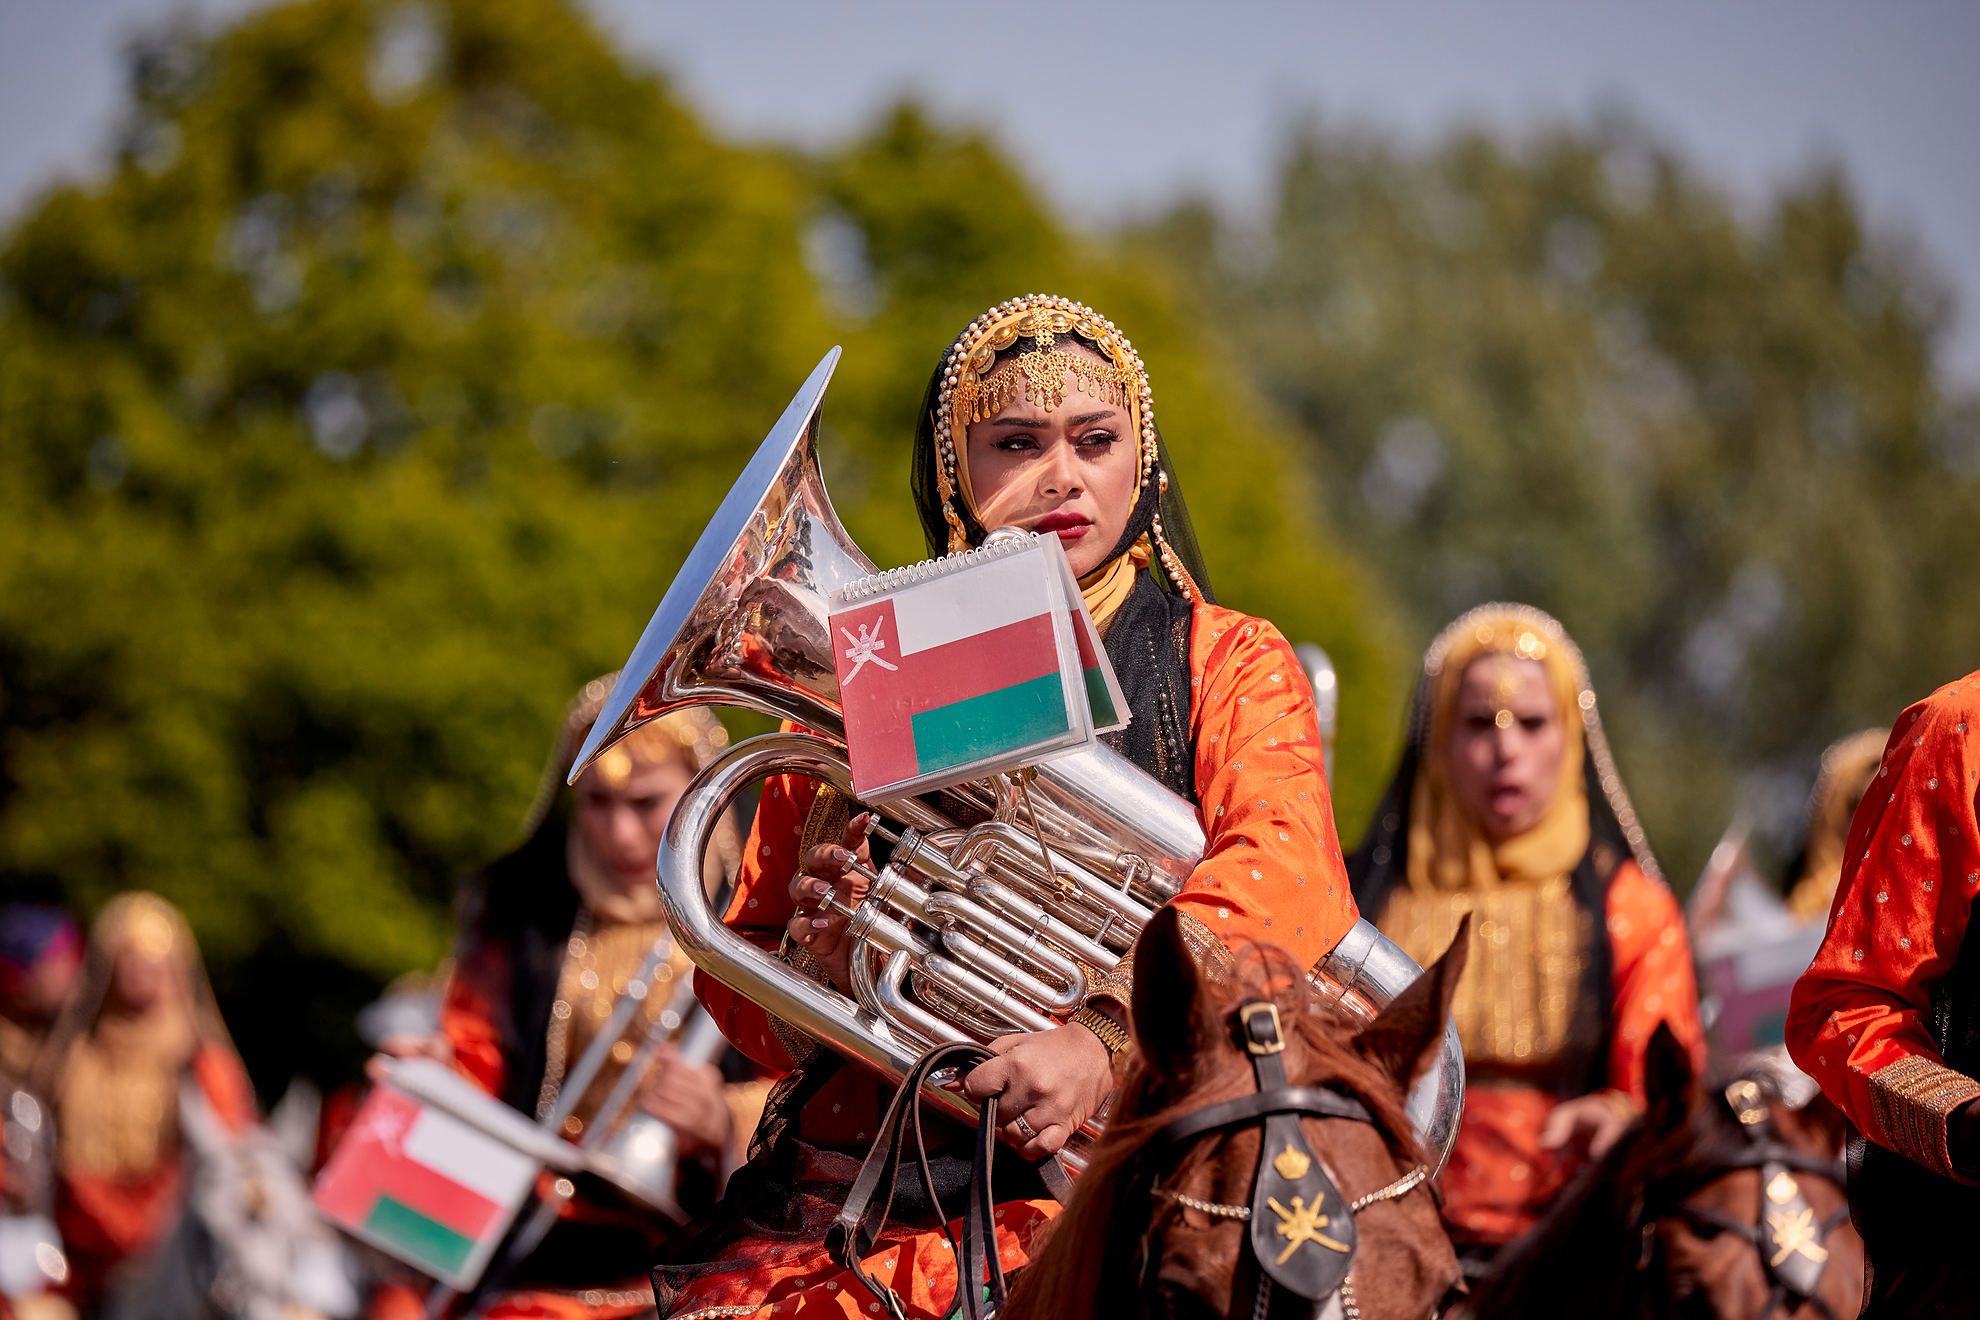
[932,294,1200,600]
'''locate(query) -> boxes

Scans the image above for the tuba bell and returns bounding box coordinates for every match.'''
[570,349,1463,1169]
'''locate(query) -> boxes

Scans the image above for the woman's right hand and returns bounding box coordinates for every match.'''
[364,1032,452,1083]
[786,812,874,991]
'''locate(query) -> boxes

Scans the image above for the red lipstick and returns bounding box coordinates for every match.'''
[1031,510,1093,541]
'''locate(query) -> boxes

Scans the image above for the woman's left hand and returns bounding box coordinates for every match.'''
[636,1046,733,1159]
[962,1024,1116,1158]
[1539,1089,1636,1160]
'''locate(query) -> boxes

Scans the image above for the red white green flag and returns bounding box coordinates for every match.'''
[830,536,1122,799]
[314,1072,541,1286]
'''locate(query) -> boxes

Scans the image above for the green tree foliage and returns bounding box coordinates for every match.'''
[1134,116,1980,886]
[0,0,1394,1086]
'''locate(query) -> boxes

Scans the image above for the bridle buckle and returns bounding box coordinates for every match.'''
[1240,1001,1286,1056]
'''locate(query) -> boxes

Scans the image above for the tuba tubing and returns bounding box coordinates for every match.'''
[582,348,1462,1172]
[657,732,987,1129]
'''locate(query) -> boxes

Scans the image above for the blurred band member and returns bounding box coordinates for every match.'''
[380,677,766,1320]
[1788,672,1980,1315]
[1782,728,1886,921]
[1350,603,1703,1267]
[2,906,83,1319]
[0,907,82,1086]
[29,893,256,1311]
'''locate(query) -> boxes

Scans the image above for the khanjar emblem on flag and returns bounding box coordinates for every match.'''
[314,1059,570,1287]
[829,533,1125,800]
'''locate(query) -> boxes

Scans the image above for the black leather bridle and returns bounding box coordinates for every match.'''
[1127,1000,1450,1320]
[830,1004,1452,1320]
[1642,1080,1850,1320]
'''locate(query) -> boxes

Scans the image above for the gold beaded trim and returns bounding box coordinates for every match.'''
[536,908,682,1129]
[932,294,1200,600]
[1070,1003,1132,1057]
[1866,1055,1980,1179]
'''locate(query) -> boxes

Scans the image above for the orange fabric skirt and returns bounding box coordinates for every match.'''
[369,1280,655,1320]
[1436,1084,1585,1246]
[661,1199,1058,1320]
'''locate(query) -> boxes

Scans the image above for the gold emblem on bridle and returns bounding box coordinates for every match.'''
[1272,1143,1312,1182]
[1765,1170,1800,1205]
[1267,1193,1351,1262]
[1765,1206,1829,1267]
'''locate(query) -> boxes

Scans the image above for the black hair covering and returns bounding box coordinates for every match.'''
[907,340,1215,799]
[1345,676,1636,1096]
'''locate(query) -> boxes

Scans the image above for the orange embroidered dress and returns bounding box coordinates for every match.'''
[653,295,1357,1320]
[1787,671,1980,1315]
[1350,604,1703,1250]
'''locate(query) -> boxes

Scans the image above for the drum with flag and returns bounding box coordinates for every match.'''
[313,1058,576,1288]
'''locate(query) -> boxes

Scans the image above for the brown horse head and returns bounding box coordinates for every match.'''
[1471,1025,1863,1319]
[1007,910,1469,1319]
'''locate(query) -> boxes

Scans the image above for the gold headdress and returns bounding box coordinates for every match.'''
[931,294,1200,599]
[570,680,731,792]
[509,673,734,850]
[1785,728,1886,920]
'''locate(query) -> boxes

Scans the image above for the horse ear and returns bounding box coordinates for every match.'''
[1355,914,1470,1088]
[1130,906,1221,1083]
[1642,1022,1697,1132]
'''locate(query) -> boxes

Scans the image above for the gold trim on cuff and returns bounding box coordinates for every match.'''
[1070,1003,1132,1057]
[1866,1055,1980,1179]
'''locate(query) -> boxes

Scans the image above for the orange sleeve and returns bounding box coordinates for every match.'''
[1787,676,1980,1180]
[192,1043,259,1132]
[440,948,507,1098]
[1177,606,1358,968]
[694,747,819,1073]
[1603,861,1705,1100]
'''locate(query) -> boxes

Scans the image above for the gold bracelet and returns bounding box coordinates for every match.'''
[1598,1088,1638,1120]
[1070,1004,1132,1057]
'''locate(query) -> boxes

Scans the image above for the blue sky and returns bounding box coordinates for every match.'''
[6,0,1977,380]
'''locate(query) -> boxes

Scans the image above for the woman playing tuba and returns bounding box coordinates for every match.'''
[656,295,1361,1319]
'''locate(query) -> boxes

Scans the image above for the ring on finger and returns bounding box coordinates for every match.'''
[1012,1113,1037,1141]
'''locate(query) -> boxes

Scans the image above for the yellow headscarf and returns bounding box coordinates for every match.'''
[34,892,233,1179]
[1784,728,1887,920]
[1381,604,1610,1070]
[1405,610,1592,895]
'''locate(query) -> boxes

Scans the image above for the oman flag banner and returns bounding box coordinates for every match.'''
[314,1059,569,1287]
[830,534,1125,800]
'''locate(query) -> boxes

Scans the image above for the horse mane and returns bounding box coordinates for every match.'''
[1007,942,1422,1318]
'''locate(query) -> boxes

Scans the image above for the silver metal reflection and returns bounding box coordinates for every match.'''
[577,349,1464,1172]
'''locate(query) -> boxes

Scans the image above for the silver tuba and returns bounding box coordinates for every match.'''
[570,350,1463,1170]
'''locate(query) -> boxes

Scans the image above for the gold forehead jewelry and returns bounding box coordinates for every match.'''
[567,675,731,785]
[1489,653,1521,707]
[931,295,1199,598]
[595,745,635,789]
[115,896,183,959]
